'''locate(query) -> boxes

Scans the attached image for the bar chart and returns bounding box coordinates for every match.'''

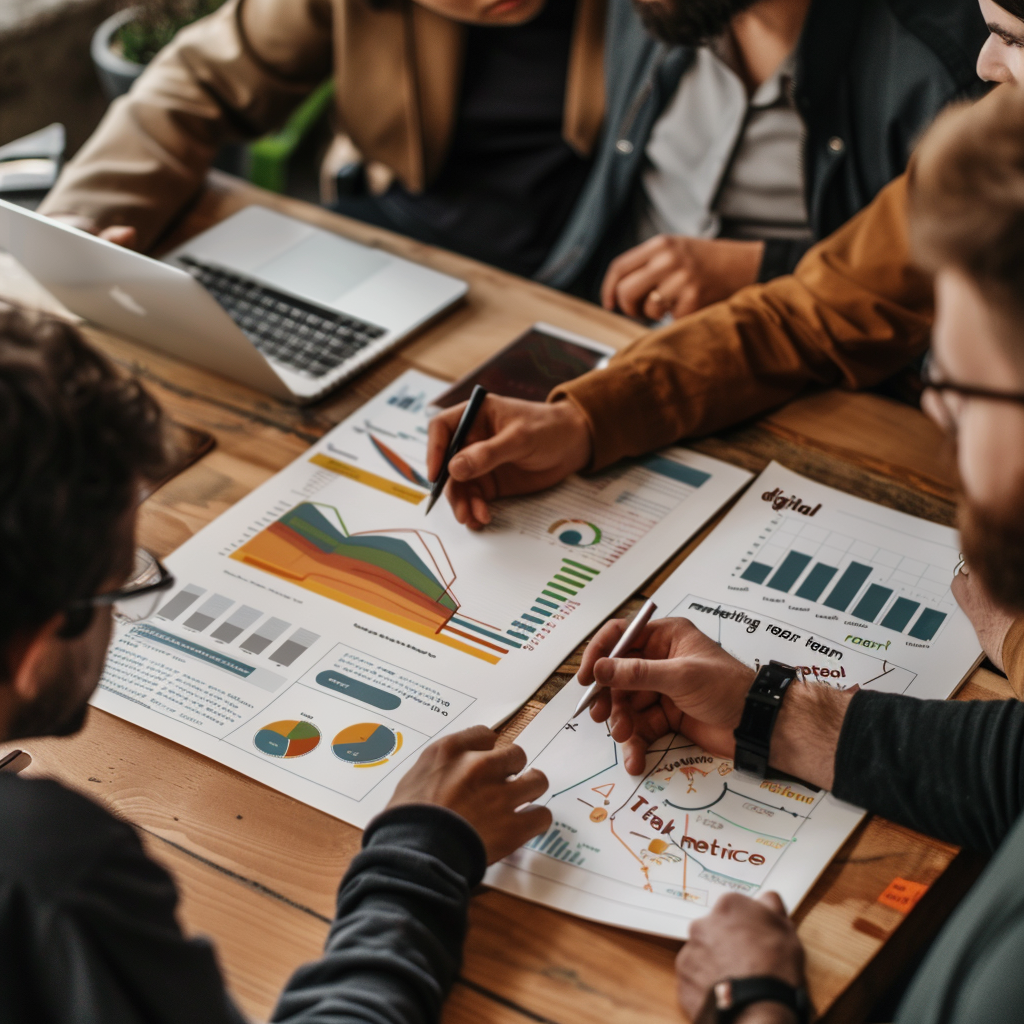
[156,583,322,667]
[526,826,587,866]
[734,513,958,643]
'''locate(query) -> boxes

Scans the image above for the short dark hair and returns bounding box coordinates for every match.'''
[998,0,1024,21]
[909,86,1024,346]
[0,307,168,667]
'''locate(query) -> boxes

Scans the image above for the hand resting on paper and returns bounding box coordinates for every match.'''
[426,394,592,530]
[676,892,806,1024]
[578,615,855,790]
[386,724,551,863]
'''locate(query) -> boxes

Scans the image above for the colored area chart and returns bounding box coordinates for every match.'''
[232,503,499,663]
[548,519,601,547]
[254,719,321,758]
[332,723,400,766]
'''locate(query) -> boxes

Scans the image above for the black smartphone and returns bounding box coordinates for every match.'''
[432,323,615,409]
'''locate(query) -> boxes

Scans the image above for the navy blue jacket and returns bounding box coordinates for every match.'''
[537,0,989,295]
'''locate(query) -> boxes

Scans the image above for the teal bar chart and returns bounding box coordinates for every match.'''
[733,515,954,643]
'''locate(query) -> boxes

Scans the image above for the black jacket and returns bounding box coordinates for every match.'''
[0,775,484,1024]
[536,0,989,294]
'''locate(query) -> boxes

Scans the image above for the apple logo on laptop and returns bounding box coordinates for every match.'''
[109,285,147,316]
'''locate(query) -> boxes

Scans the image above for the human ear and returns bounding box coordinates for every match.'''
[8,617,64,703]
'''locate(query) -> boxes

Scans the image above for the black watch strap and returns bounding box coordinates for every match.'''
[714,976,809,1024]
[733,661,798,778]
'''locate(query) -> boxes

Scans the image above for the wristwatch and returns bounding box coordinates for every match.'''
[733,661,798,778]
[696,976,810,1024]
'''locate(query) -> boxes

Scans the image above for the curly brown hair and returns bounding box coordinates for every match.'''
[0,307,169,665]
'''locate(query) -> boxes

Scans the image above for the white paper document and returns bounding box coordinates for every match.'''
[92,370,752,827]
[486,462,984,938]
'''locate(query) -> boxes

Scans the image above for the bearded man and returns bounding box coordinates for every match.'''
[572,84,1024,1024]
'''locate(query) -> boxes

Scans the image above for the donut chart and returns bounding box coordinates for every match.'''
[548,519,601,547]
[332,723,400,765]
[254,719,321,758]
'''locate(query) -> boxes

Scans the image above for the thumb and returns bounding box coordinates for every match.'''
[758,891,787,916]
[99,224,137,248]
[594,655,681,695]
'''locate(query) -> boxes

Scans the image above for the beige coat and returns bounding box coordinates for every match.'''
[41,0,606,250]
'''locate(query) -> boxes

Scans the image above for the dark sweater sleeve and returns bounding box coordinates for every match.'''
[0,777,245,1024]
[832,690,1024,853]
[272,804,486,1024]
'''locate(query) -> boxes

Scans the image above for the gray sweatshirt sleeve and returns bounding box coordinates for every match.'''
[272,804,486,1024]
[831,690,1024,853]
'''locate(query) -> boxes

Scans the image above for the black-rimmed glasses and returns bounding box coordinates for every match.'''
[60,549,175,638]
[920,351,1024,435]
[920,351,1024,405]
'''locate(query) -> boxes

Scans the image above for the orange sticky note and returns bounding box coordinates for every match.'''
[878,877,929,914]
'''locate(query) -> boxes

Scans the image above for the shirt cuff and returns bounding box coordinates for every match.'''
[830,688,886,807]
[362,804,487,887]
[1002,617,1024,699]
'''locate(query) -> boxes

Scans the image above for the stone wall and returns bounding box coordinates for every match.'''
[0,0,122,155]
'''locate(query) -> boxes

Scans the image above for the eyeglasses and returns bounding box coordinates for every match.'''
[60,549,175,638]
[920,351,1024,434]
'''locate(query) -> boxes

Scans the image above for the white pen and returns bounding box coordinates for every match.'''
[572,598,658,719]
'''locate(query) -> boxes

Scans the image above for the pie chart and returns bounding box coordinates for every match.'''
[332,723,400,765]
[254,719,321,758]
[547,519,601,547]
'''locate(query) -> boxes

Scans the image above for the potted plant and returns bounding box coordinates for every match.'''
[92,0,225,99]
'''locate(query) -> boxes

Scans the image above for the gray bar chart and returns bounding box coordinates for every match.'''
[211,605,262,644]
[184,593,233,632]
[270,627,321,667]
[157,584,205,622]
[240,617,290,655]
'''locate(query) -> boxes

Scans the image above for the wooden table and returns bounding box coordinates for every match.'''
[0,173,1008,1024]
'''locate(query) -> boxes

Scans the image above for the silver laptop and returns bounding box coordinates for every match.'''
[0,199,467,402]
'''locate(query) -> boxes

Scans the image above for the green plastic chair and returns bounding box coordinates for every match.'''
[246,80,335,193]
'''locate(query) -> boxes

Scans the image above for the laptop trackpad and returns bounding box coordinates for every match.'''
[254,232,390,305]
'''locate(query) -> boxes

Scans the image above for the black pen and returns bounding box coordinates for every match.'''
[425,385,488,516]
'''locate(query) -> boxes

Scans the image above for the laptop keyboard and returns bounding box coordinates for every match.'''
[179,256,387,378]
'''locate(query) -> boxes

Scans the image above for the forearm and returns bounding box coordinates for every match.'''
[767,681,856,792]
[40,0,328,250]
[272,805,485,1024]
[552,174,933,471]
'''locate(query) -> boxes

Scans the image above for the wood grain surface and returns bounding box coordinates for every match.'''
[0,175,1008,1024]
